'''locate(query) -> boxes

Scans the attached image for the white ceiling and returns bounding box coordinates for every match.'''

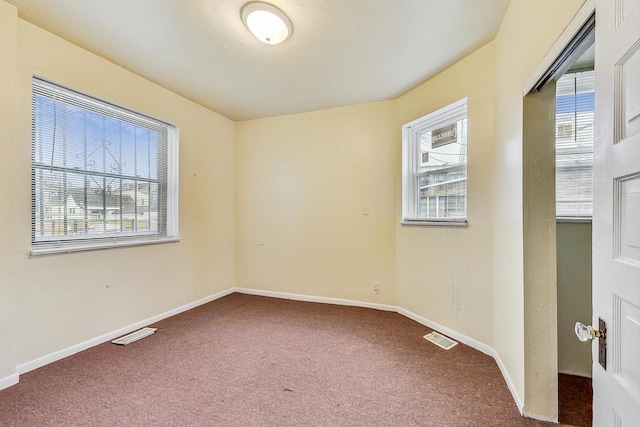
[6,0,510,121]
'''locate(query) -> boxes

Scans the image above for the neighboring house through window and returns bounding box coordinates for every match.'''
[402,98,468,225]
[31,78,179,254]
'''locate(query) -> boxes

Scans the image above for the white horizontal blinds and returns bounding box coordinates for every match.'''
[31,78,173,252]
[555,70,594,218]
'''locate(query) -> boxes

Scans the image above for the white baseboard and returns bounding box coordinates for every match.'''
[396,307,494,357]
[491,349,525,416]
[233,287,397,312]
[0,372,19,391]
[16,287,234,375]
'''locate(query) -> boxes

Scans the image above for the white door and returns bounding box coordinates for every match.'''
[593,0,640,425]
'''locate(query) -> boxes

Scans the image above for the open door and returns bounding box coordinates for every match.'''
[591,0,640,424]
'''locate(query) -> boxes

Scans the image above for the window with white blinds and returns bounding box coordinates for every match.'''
[555,70,594,218]
[31,78,179,255]
[402,98,468,225]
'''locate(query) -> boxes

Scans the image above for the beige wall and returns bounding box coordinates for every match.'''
[394,43,496,347]
[236,42,496,346]
[235,103,397,304]
[0,1,18,382]
[3,8,236,367]
[557,222,592,377]
[492,0,586,418]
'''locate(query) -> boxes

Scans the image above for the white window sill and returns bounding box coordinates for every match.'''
[30,237,180,256]
[401,219,468,227]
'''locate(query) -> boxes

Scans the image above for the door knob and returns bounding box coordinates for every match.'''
[575,321,606,341]
[575,319,607,370]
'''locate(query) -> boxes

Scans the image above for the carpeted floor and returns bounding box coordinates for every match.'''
[558,374,592,427]
[1,293,583,426]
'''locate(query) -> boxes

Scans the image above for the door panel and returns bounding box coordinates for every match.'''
[593,0,640,425]
[613,296,640,394]
[615,174,640,265]
[615,41,640,142]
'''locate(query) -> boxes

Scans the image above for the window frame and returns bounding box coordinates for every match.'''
[401,98,468,226]
[30,77,179,255]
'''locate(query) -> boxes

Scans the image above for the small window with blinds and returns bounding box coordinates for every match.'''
[31,78,179,255]
[401,98,468,225]
[555,70,594,219]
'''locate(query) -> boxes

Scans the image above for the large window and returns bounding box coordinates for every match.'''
[31,78,179,254]
[555,70,594,218]
[402,98,468,225]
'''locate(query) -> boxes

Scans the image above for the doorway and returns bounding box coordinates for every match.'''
[522,6,595,422]
[525,0,640,423]
[554,44,595,427]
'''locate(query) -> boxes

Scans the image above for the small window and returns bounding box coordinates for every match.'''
[402,98,468,225]
[555,71,594,219]
[31,78,179,254]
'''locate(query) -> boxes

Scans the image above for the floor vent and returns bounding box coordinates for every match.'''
[111,327,157,345]
[423,331,458,350]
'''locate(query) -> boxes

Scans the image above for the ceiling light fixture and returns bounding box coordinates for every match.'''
[241,2,293,45]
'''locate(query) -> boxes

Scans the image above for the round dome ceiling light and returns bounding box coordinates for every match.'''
[241,2,293,45]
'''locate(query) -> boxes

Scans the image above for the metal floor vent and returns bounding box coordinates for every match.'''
[423,331,458,350]
[111,327,157,345]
